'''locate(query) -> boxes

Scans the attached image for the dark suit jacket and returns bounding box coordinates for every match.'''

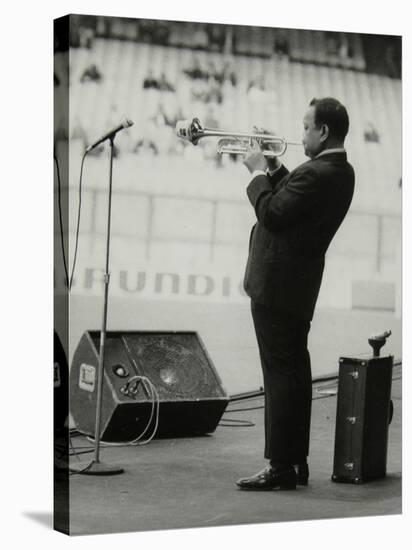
[244,152,355,321]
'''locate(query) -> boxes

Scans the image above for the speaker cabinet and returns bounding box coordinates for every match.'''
[332,354,393,483]
[70,331,229,441]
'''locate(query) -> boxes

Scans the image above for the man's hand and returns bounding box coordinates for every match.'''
[243,141,267,174]
[253,125,282,172]
[243,126,282,174]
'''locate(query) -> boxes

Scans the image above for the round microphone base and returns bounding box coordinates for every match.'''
[70,459,124,476]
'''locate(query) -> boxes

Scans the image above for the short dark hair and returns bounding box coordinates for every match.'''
[309,97,349,140]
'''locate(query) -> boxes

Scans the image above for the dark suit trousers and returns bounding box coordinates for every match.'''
[251,301,312,465]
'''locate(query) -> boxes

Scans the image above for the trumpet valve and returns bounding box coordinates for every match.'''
[216,138,248,155]
[216,137,287,157]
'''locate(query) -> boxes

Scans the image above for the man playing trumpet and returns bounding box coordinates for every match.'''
[237,97,355,490]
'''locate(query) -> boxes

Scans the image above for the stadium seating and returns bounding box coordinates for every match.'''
[56,30,401,307]
[63,34,401,196]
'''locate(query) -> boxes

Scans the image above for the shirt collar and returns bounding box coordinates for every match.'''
[266,166,282,177]
[315,148,346,158]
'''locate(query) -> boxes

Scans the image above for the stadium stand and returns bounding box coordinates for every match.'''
[55,20,401,310]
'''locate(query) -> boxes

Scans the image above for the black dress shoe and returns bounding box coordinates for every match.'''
[295,462,309,486]
[236,466,297,491]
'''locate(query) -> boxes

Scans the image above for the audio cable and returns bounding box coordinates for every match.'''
[81,376,160,449]
[68,151,87,291]
[54,153,69,288]
[53,149,87,291]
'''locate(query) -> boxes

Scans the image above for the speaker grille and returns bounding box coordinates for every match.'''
[121,333,222,399]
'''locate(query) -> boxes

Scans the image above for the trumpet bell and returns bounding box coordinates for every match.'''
[216,137,288,158]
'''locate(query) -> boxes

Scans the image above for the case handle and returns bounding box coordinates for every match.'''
[368,330,392,357]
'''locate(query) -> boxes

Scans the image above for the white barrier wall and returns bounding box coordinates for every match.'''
[55,152,401,312]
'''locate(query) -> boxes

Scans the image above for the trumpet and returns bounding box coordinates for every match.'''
[175,118,301,158]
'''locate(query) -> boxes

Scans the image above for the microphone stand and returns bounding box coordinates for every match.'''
[72,137,124,475]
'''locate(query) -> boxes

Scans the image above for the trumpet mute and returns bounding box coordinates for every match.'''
[175,119,192,141]
[175,118,203,144]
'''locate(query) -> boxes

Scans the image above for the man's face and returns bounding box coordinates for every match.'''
[302,106,324,158]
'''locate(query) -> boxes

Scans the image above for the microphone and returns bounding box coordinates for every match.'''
[85,118,134,152]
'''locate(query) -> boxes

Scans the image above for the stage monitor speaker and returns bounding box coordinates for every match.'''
[70,331,229,441]
[332,353,393,484]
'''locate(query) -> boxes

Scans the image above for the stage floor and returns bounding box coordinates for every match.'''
[58,375,402,536]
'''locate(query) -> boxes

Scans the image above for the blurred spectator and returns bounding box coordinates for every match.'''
[122,20,139,41]
[137,19,170,45]
[95,16,108,38]
[143,70,159,90]
[221,61,238,87]
[143,70,175,92]
[78,26,95,49]
[339,36,349,59]
[153,21,170,45]
[206,24,226,52]
[206,61,219,80]
[183,56,210,80]
[247,75,266,101]
[158,73,175,92]
[385,43,401,79]
[134,101,180,156]
[326,32,340,57]
[207,77,223,105]
[137,19,156,43]
[206,60,237,87]
[151,102,177,128]
[133,136,159,156]
[337,34,354,67]
[221,76,236,105]
[325,33,354,67]
[69,22,81,48]
[274,32,290,57]
[68,15,95,48]
[190,78,209,104]
[157,103,187,156]
[54,72,60,87]
[364,122,380,143]
[152,103,177,154]
[80,63,103,83]
[134,113,159,156]
[184,59,226,105]
[190,76,223,105]
[191,24,209,50]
